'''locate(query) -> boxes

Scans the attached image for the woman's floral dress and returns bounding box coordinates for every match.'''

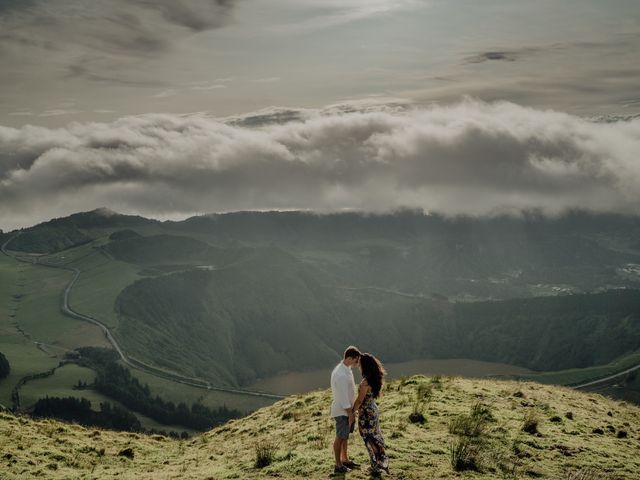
[358,389,387,474]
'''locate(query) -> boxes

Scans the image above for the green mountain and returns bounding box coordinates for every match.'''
[7,209,157,253]
[11,208,640,299]
[114,246,640,385]
[7,224,91,254]
[104,232,247,267]
[115,247,352,385]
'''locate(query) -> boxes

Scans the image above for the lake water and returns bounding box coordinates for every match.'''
[248,358,532,396]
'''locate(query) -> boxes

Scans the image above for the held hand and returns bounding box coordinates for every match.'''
[348,411,355,427]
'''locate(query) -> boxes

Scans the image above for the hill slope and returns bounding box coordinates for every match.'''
[115,247,640,386]
[2,376,639,479]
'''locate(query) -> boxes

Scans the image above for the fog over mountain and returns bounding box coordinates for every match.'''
[1,100,639,230]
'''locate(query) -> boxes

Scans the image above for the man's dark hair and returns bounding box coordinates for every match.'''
[343,346,361,359]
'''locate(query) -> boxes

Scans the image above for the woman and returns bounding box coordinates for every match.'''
[353,353,388,476]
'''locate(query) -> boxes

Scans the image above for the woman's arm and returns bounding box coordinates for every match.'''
[352,379,369,413]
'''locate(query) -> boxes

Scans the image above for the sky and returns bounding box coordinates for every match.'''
[1,0,640,229]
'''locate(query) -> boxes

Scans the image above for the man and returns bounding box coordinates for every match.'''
[330,345,361,475]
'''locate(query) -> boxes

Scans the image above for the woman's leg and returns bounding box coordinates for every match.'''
[375,441,388,471]
[364,438,380,473]
[367,439,380,456]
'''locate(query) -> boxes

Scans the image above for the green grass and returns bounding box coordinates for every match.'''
[521,350,640,386]
[15,258,109,350]
[18,363,195,435]
[0,254,60,406]
[2,376,639,479]
[0,250,109,407]
[1,242,275,427]
[0,343,59,408]
[44,239,142,330]
[18,364,102,409]
[128,366,273,415]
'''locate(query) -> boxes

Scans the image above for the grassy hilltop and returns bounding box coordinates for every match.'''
[2,375,640,479]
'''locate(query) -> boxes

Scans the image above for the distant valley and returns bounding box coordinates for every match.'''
[2,209,640,433]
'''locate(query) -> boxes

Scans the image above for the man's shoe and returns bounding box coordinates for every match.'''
[334,465,350,474]
[343,460,360,469]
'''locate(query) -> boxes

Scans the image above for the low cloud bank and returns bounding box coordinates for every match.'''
[1,100,639,229]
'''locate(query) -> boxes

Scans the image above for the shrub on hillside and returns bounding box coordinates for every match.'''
[567,468,617,480]
[409,382,433,424]
[450,436,483,472]
[0,352,10,380]
[449,403,493,437]
[522,410,539,434]
[448,403,493,472]
[254,440,277,468]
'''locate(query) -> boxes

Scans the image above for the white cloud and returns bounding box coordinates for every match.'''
[1,99,640,230]
[270,0,420,33]
[252,77,281,83]
[38,109,82,117]
[190,84,227,90]
[152,89,178,98]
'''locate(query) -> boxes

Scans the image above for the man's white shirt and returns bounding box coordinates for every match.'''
[330,361,357,417]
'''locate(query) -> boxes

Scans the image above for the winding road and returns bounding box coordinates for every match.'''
[1,236,284,400]
[573,363,640,390]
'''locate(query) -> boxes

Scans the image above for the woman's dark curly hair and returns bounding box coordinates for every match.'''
[359,353,386,398]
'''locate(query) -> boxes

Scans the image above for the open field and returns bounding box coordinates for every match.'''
[17,363,194,435]
[44,239,142,330]
[1,247,110,351]
[0,250,109,407]
[129,367,273,414]
[0,343,58,408]
[19,364,103,409]
[19,265,109,351]
[2,240,279,425]
[0,253,64,406]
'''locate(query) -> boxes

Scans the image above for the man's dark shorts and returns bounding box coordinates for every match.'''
[334,415,355,439]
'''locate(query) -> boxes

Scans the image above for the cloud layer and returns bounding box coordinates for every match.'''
[0,0,235,50]
[1,100,640,230]
[0,0,236,86]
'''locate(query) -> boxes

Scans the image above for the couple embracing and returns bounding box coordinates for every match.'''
[330,346,389,477]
